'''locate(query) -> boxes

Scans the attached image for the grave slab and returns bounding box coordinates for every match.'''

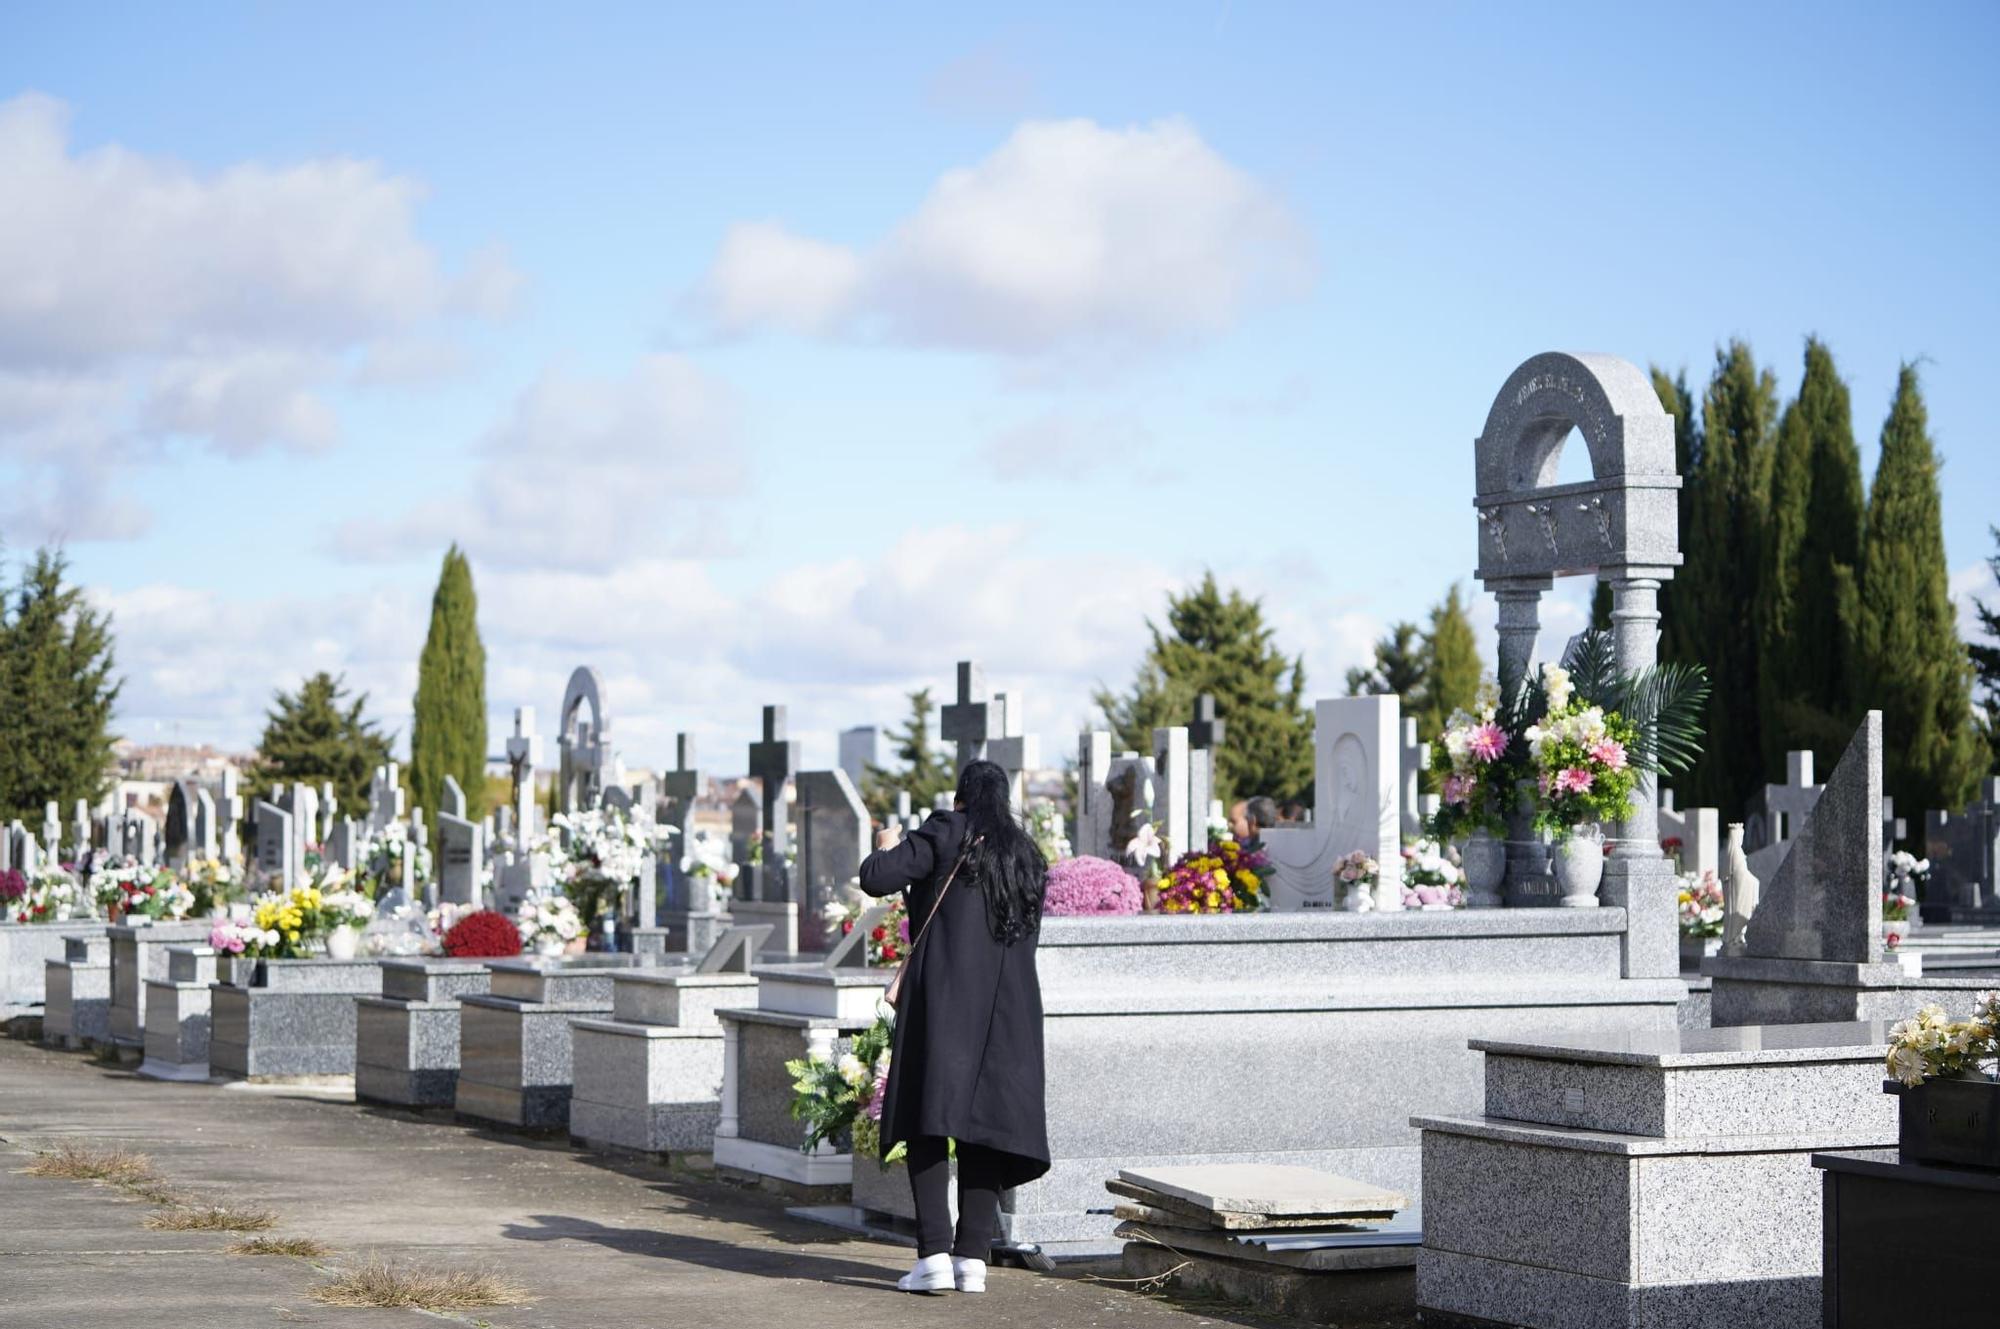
[353,956,492,1107]
[108,920,209,1049]
[208,956,383,1079]
[569,969,761,1156]
[139,945,218,1080]
[41,932,111,1049]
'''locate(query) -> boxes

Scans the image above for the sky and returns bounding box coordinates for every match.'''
[3,2,1997,779]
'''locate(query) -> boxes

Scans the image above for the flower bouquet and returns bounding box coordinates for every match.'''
[183,857,245,917]
[1026,801,1071,865]
[1401,838,1464,910]
[516,891,584,956]
[823,886,909,965]
[441,907,524,958]
[92,857,196,922]
[4,866,83,924]
[1150,838,1270,914]
[539,808,652,925]
[1431,685,1512,841]
[1884,995,2000,1168]
[680,829,740,912]
[1044,856,1142,916]
[786,1012,895,1157]
[1883,852,1927,947]
[362,822,432,898]
[212,878,337,959]
[1332,850,1378,912]
[1677,870,1725,939]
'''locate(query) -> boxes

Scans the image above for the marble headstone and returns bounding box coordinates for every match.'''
[1743,712,1882,965]
[1260,697,1403,911]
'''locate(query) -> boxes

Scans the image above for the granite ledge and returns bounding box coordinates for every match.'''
[749,964,894,988]
[1702,955,1930,986]
[569,1017,724,1040]
[1044,977,1688,1017]
[1468,1019,1889,1067]
[715,1007,879,1031]
[459,995,614,1014]
[1041,908,1629,947]
[1412,1113,1893,1157]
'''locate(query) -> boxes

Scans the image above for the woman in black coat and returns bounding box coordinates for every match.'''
[858,758,1049,1294]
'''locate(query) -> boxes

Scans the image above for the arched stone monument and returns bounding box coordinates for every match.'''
[556,666,613,816]
[1473,351,1681,977]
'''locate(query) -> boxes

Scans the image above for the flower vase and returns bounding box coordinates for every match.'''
[1340,881,1372,912]
[1142,883,1161,913]
[564,936,587,956]
[1719,823,1759,956]
[325,924,358,961]
[1552,834,1604,907]
[1460,830,1506,909]
[535,936,566,958]
[1891,1077,2000,1170]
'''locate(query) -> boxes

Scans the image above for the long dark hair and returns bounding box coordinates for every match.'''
[954,759,1046,945]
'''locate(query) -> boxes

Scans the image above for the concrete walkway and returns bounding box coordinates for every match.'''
[0,1035,1310,1329]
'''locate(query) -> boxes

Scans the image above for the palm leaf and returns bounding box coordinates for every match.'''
[1616,661,1711,776]
[1561,628,1620,707]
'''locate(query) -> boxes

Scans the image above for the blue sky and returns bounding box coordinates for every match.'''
[3,2,1996,777]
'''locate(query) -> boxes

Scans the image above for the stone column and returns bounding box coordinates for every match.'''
[1601,570,1677,979]
[1488,576,1554,905]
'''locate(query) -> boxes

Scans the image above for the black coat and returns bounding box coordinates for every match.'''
[859,810,1050,1188]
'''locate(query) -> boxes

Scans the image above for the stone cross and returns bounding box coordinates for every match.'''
[42,802,61,863]
[1398,718,1429,841]
[939,661,994,773]
[1262,696,1404,911]
[1189,694,1225,751]
[367,763,405,835]
[986,689,1042,809]
[319,781,338,842]
[506,706,542,852]
[747,706,799,904]
[1746,751,1822,884]
[658,734,702,913]
[556,666,614,815]
[216,769,242,864]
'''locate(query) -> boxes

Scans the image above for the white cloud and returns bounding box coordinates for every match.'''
[0,92,516,541]
[695,117,1313,356]
[1953,557,1997,643]
[978,411,1154,482]
[330,353,745,571]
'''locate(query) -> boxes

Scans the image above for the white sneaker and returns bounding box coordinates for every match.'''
[952,1256,987,1293]
[897,1253,953,1293]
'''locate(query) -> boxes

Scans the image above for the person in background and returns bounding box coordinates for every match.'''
[1229,796,1279,852]
[859,759,1050,1295]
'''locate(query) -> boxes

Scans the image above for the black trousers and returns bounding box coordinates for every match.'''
[905,1136,1005,1259]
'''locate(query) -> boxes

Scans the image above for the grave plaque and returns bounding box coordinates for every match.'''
[436,810,484,908]
[253,802,295,890]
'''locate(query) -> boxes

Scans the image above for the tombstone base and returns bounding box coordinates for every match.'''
[209,958,383,1080]
[2,920,107,1011]
[140,978,212,1078]
[456,967,618,1131]
[355,958,493,1108]
[570,1021,728,1154]
[1704,954,1993,1027]
[108,922,210,1049]
[42,947,111,1050]
[1599,855,1679,979]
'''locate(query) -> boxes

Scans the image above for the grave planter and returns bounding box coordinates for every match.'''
[1,919,109,1015]
[1889,1077,2000,1171]
[209,956,383,1079]
[1459,830,1506,908]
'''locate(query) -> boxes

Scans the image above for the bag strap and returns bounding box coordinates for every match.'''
[907,834,981,958]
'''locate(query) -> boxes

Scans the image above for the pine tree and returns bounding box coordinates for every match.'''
[1759,337,1865,774]
[1856,366,1982,818]
[859,687,956,819]
[251,672,394,812]
[409,545,488,819]
[1096,573,1314,805]
[1415,584,1480,743]
[1672,342,1777,814]
[1344,623,1426,700]
[1970,527,2000,772]
[0,548,122,824]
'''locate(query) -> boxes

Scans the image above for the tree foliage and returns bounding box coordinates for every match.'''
[250,672,393,813]
[1856,366,1982,816]
[1345,623,1425,700]
[1414,585,1480,743]
[859,687,955,820]
[1096,573,1314,806]
[1759,337,1865,771]
[1971,527,2000,774]
[0,548,122,825]
[409,545,488,819]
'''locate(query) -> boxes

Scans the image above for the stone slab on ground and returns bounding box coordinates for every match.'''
[1117,1163,1407,1220]
[1,1036,1326,1328]
[1122,1240,1415,1327]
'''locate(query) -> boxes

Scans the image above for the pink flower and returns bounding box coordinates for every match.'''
[1588,738,1627,771]
[1468,723,1508,763]
[1555,767,1594,795]
[1441,772,1474,807]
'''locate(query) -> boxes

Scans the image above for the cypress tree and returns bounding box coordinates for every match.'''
[1672,342,1777,814]
[0,548,122,825]
[1096,573,1314,805]
[1344,623,1426,700]
[1759,337,1865,774]
[1857,365,1982,818]
[1590,580,1613,632]
[251,672,393,811]
[1970,527,2000,771]
[1416,584,1480,743]
[1650,366,1700,664]
[409,545,488,819]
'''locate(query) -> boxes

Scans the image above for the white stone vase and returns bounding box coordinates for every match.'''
[1552,834,1604,907]
[1719,822,1759,956]
[1339,877,1373,911]
[535,935,567,958]
[1460,830,1506,908]
[324,924,358,960]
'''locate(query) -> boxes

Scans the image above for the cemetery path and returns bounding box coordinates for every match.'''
[0,1036,1320,1329]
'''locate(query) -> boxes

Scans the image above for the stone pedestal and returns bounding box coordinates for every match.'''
[457,955,684,1131]
[42,933,111,1049]
[570,970,760,1156]
[109,921,210,1049]
[1705,954,1993,1028]
[354,957,492,1108]
[1414,1021,1898,1329]
[2,920,107,1016]
[209,957,383,1079]
[1814,1149,2000,1329]
[139,946,218,1080]
[713,966,890,1190]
